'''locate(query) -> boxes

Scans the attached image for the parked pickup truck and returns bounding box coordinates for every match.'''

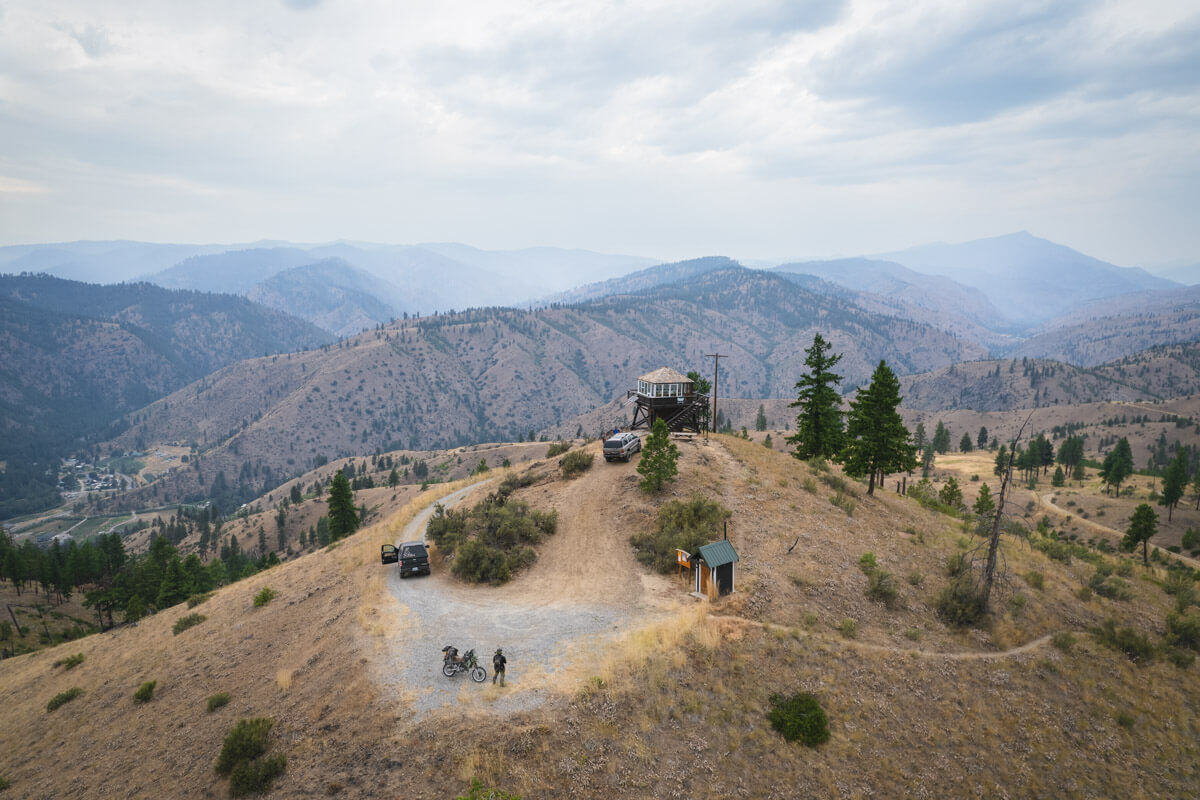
[603,432,642,462]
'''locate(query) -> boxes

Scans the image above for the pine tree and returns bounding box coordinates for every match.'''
[1161,448,1189,522]
[959,433,973,453]
[1100,438,1134,496]
[932,421,951,454]
[973,482,995,519]
[1052,465,1065,487]
[787,333,844,461]
[977,426,989,450]
[755,405,767,432]
[1072,461,1086,484]
[388,468,400,487]
[994,445,1008,477]
[839,361,916,495]
[637,419,679,493]
[938,477,963,510]
[327,470,359,540]
[914,422,927,452]
[1123,503,1158,565]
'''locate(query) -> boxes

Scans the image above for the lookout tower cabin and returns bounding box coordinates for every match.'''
[628,367,708,433]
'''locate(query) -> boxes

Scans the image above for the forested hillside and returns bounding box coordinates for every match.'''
[0,276,333,518]
[103,267,982,508]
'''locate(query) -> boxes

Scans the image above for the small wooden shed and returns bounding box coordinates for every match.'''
[691,540,739,597]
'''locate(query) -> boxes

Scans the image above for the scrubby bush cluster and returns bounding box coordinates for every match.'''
[1091,619,1155,663]
[215,718,285,798]
[253,587,277,607]
[936,577,987,627]
[53,653,84,670]
[46,687,82,712]
[559,450,594,478]
[426,484,557,585]
[767,692,830,746]
[173,613,206,635]
[858,551,899,608]
[630,496,732,574]
[545,441,572,458]
[133,680,156,703]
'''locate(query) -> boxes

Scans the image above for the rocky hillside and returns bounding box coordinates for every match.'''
[1092,342,1200,399]
[3,435,1199,798]
[103,267,982,508]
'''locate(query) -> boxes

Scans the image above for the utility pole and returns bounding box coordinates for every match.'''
[705,352,727,442]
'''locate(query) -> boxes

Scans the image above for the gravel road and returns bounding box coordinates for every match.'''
[383,480,638,717]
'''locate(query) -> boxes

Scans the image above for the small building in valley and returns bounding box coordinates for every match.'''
[691,539,739,597]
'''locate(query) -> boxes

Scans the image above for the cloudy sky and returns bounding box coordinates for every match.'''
[0,0,1196,266]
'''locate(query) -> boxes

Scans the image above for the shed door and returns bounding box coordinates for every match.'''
[715,563,734,595]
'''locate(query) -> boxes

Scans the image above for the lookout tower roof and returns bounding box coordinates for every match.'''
[638,367,692,385]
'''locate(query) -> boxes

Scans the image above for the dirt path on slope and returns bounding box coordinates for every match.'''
[1035,491,1200,570]
[381,459,678,718]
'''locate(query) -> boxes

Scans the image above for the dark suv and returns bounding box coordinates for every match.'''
[603,432,642,462]
[397,540,431,578]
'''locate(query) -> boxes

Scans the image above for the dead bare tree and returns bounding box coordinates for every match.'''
[980,413,1033,609]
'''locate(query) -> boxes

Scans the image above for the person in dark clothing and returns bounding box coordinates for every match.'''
[492,648,506,686]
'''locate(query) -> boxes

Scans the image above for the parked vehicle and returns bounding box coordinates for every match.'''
[441,645,486,682]
[603,432,642,462]
[380,544,399,564]
[398,540,431,577]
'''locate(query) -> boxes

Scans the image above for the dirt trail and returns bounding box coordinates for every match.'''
[1035,491,1200,570]
[381,457,678,718]
[714,615,1056,661]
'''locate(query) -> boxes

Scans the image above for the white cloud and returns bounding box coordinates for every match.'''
[0,0,1196,265]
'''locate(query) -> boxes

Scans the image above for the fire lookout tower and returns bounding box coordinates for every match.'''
[628,367,709,433]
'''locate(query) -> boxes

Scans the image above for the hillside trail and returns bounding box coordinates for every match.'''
[1034,491,1200,570]
[712,615,1056,661]
[381,457,679,719]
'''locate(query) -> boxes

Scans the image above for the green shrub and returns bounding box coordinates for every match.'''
[1035,538,1072,563]
[1088,572,1132,601]
[133,680,156,704]
[837,618,857,638]
[830,492,855,516]
[498,471,538,496]
[944,552,967,578]
[216,718,275,776]
[253,587,277,608]
[1051,631,1075,653]
[1116,711,1135,729]
[187,592,213,609]
[801,477,817,494]
[858,552,877,574]
[907,571,924,586]
[53,653,84,670]
[559,450,594,478]
[428,493,558,584]
[46,687,83,712]
[1115,560,1134,577]
[866,570,900,609]
[1024,571,1044,591]
[1166,647,1196,669]
[766,692,830,746]
[1182,527,1199,551]
[229,754,286,797]
[173,613,206,635]
[1165,609,1200,651]
[631,496,731,575]
[0,776,9,790]
[1091,619,1155,663]
[208,693,232,712]
[936,577,986,627]
[904,627,922,641]
[545,441,571,458]
[820,474,857,498]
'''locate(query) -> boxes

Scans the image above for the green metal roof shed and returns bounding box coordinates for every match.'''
[691,540,739,597]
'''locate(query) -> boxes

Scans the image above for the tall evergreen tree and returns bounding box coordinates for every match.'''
[977,426,989,450]
[327,470,359,540]
[932,421,951,454]
[1123,503,1158,565]
[755,405,767,432]
[787,334,844,461]
[959,432,973,453]
[1100,438,1134,496]
[839,361,916,495]
[1161,448,1189,522]
[637,419,679,493]
[914,422,927,452]
[973,482,995,519]
[1056,436,1084,473]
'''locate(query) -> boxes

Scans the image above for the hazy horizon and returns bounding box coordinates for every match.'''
[1,1,1197,267]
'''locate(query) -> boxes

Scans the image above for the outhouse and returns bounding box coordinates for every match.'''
[691,540,739,597]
